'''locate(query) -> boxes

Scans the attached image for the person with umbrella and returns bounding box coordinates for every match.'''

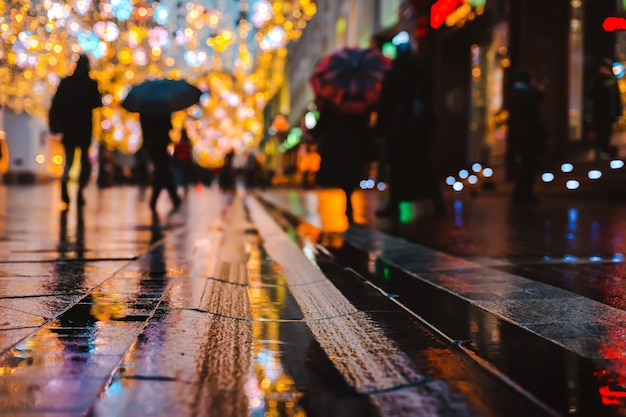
[48,53,102,209]
[309,47,390,223]
[586,57,622,160]
[122,79,202,218]
[374,42,445,218]
[139,113,181,217]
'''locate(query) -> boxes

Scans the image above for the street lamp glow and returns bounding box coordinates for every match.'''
[154,6,169,24]
[446,176,456,185]
[561,163,574,173]
[610,159,625,169]
[453,181,464,192]
[392,31,410,45]
[541,172,554,182]
[482,167,493,177]
[304,111,318,129]
[468,175,478,184]
[458,169,469,179]
[471,162,482,172]
[566,180,580,190]
[588,170,602,180]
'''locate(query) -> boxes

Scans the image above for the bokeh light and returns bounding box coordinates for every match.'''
[0,0,317,166]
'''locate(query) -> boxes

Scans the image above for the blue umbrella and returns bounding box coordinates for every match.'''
[122,79,202,116]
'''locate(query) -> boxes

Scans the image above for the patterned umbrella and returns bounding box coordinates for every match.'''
[309,47,391,115]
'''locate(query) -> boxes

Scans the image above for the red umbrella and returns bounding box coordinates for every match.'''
[309,47,391,115]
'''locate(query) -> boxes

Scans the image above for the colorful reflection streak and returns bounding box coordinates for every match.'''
[246,226,306,416]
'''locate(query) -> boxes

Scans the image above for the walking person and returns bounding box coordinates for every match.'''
[374,42,444,218]
[48,53,102,209]
[310,106,376,223]
[218,149,237,193]
[243,151,264,190]
[508,67,549,206]
[172,127,195,197]
[218,149,237,214]
[139,113,182,218]
[586,57,622,160]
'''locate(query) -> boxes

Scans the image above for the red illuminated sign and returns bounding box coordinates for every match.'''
[431,0,467,29]
[603,16,626,31]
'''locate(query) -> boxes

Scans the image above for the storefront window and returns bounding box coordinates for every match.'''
[569,0,584,141]
[468,22,508,164]
[615,0,626,132]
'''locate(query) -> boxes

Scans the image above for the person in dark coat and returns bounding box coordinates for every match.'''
[311,106,375,223]
[243,151,264,190]
[49,54,102,207]
[508,67,548,206]
[139,113,181,216]
[587,57,622,160]
[218,149,237,192]
[374,43,444,218]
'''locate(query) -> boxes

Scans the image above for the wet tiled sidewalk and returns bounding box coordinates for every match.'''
[258,186,626,416]
[0,183,552,417]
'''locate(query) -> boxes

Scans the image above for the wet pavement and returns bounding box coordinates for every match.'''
[2,177,626,416]
[0,182,530,417]
[257,167,626,417]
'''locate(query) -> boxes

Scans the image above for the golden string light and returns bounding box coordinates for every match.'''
[0,0,316,166]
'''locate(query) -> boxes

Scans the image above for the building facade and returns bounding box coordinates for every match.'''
[259,0,626,183]
[261,0,403,180]
[414,0,623,178]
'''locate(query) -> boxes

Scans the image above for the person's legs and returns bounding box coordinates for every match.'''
[149,148,180,212]
[375,166,399,217]
[147,149,165,211]
[61,145,76,204]
[521,156,539,203]
[343,187,354,222]
[431,182,446,215]
[149,167,164,211]
[513,155,539,205]
[594,122,611,159]
[77,145,91,186]
[165,166,182,213]
[510,155,523,204]
[77,144,91,206]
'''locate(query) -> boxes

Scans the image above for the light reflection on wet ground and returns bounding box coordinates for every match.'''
[12,181,626,416]
[0,184,385,416]
[258,188,626,417]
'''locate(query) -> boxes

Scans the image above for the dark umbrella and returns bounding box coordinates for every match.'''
[309,47,391,115]
[121,79,202,116]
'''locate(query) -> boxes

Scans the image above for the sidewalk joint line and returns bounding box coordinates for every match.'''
[358,378,438,396]
[174,307,252,322]
[205,276,248,287]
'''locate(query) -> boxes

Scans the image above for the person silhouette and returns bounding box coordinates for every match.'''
[49,54,102,209]
[310,106,375,223]
[586,57,622,160]
[139,113,182,219]
[374,42,444,218]
[508,67,548,206]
